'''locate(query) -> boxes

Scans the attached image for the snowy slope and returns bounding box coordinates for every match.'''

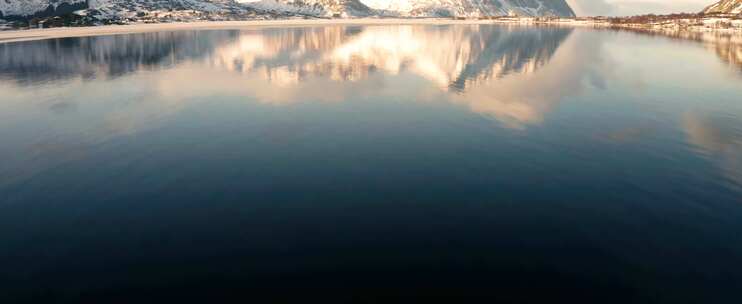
[1,0,575,22]
[374,0,574,17]
[363,0,575,17]
[86,0,257,20]
[0,0,254,20]
[88,0,246,13]
[242,0,575,17]
[239,0,373,17]
[0,0,87,19]
[703,0,742,14]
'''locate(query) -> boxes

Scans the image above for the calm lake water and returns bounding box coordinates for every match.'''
[1,24,741,302]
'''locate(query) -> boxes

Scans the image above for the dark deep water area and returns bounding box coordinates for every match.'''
[1,25,742,303]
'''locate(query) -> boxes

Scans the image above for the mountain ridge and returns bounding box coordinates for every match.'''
[1,0,257,20]
[241,0,374,17]
[361,0,575,17]
[1,0,576,22]
[243,0,576,17]
[0,0,87,20]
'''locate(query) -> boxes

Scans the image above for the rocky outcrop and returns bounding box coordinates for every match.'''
[0,0,88,20]
[703,0,742,14]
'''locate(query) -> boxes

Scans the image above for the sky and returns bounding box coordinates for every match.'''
[567,0,715,16]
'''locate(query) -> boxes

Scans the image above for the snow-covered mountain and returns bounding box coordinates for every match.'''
[703,0,742,14]
[240,0,575,18]
[240,0,373,17]
[362,0,575,17]
[2,0,575,22]
[0,0,257,21]
[87,0,254,20]
[0,0,87,19]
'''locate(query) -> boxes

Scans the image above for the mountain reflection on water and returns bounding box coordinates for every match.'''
[0,25,586,127]
[0,26,572,85]
[2,26,739,128]
[618,28,742,73]
[1,25,741,186]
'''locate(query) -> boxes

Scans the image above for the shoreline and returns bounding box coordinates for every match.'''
[0,17,740,44]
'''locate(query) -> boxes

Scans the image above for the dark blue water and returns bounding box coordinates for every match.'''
[1,25,741,303]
